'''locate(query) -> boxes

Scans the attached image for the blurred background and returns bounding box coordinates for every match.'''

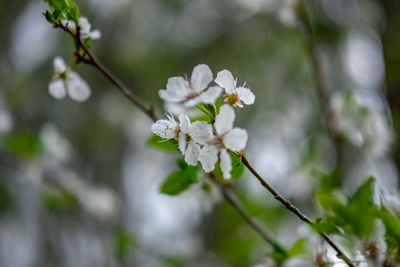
[1,0,400,266]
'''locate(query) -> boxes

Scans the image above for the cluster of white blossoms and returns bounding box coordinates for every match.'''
[151,64,254,178]
[48,57,91,102]
[48,18,100,102]
[61,17,101,40]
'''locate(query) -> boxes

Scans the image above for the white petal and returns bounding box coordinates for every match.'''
[185,142,200,166]
[224,128,248,152]
[184,96,202,108]
[164,102,187,116]
[54,57,67,73]
[61,20,76,31]
[201,86,222,104]
[159,77,190,102]
[199,145,218,172]
[151,119,178,139]
[178,132,186,154]
[89,30,101,40]
[215,104,235,136]
[237,87,255,105]
[215,69,236,94]
[178,114,190,133]
[49,79,66,99]
[78,17,91,35]
[220,148,232,179]
[66,72,91,102]
[191,64,213,93]
[188,121,213,145]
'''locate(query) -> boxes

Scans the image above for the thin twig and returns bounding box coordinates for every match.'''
[295,3,344,174]
[57,22,157,122]
[240,155,355,267]
[208,175,287,255]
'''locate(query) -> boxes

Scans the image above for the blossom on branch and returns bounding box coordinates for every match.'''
[48,57,91,102]
[215,69,255,107]
[61,17,101,40]
[189,104,248,178]
[151,113,200,165]
[159,64,222,114]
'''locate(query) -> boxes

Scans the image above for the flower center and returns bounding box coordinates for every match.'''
[186,92,200,100]
[224,93,241,106]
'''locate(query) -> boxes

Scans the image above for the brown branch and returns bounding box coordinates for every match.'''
[240,155,355,267]
[57,21,157,122]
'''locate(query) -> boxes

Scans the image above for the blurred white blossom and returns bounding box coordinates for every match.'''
[329,91,392,158]
[48,57,91,102]
[61,17,101,40]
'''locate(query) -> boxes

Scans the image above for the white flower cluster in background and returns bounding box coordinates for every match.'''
[329,91,393,158]
[152,64,254,179]
[48,57,91,102]
[61,17,101,40]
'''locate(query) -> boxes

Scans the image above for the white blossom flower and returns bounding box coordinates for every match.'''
[189,104,248,178]
[159,64,222,111]
[48,57,91,102]
[151,113,200,165]
[77,17,101,39]
[215,69,255,107]
[61,17,101,40]
[329,92,392,158]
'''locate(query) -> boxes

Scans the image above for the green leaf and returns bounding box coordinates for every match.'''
[230,151,245,179]
[113,229,136,261]
[44,0,79,22]
[52,9,61,19]
[315,192,344,213]
[346,177,375,237]
[160,159,198,195]
[269,250,288,265]
[288,238,307,257]
[147,134,178,153]
[160,171,196,195]
[312,219,340,235]
[44,10,56,24]
[41,186,77,212]
[376,206,400,240]
[2,131,41,159]
[83,37,92,49]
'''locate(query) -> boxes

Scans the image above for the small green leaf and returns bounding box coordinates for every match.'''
[288,238,307,257]
[312,219,340,235]
[376,206,400,240]
[315,192,344,213]
[147,134,178,153]
[52,9,61,19]
[230,151,245,179]
[2,131,41,159]
[113,229,136,261]
[83,37,92,48]
[160,171,196,195]
[44,10,56,24]
[160,160,198,196]
[269,250,287,265]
